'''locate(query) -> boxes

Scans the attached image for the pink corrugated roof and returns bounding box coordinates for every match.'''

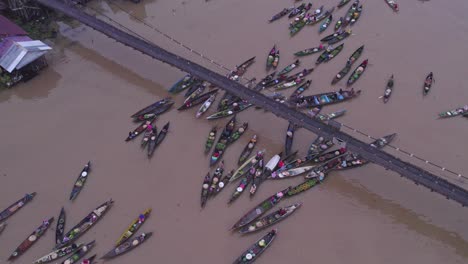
[0,15,27,37]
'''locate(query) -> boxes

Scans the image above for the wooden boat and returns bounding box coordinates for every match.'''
[349,4,363,25]
[201,173,212,208]
[229,173,254,204]
[250,153,281,196]
[0,192,36,222]
[34,243,83,264]
[204,127,217,154]
[272,51,280,68]
[294,45,326,57]
[8,217,54,261]
[263,75,288,88]
[255,72,277,91]
[60,241,95,264]
[209,161,225,196]
[207,101,253,120]
[289,14,308,36]
[144,127,157,153]
[229,57,256,80]
[56,207,66,246]
[286,178,321,197]
[210,116,236,166]
[238,135,258,165]
[80,254,96,264]
[307,106,322,118]
[334,153,368,170]
[385,0,399,12]
[305,155,345,179]
[102,232,152,260]
[277,60,300,76]
[288,80,311,100]
[275,77,304,91]
[316,43,344,64]
[126,117,156,141]
[312,148,347,163]
[331,45,364,85]
[317,110,347,121]
[334,17,343,31]
[56,200,113,248]
[306,6,333,26]
[0,222,6,235]
[148,122,169,158]
[423,72,434,95]
[231,150,265,182]
[228,122,249,144]
[132,102,173,122]
[115,208,151,247]
[130,97,172,117]
[288,3,309,18]
[231,187,290,230]
[239,204,301,234]
[214,170,233,196]
[266,45,276,69]
[347,59,368,86]
[179,89,218,110]
[337,0,351,8]
[285,123,295,156]
[69,162,91,201]
[285,68,314,82]
[233,229,277,263]
[196,94,216,118]
[383,75,394,103]
[168,74,196,94]
[183,80,204,98]
[370,133,396,148]
[322,29,352,45]
[307,136,334,157]
[269,7,294,23]
[439,105,468,118]
[319,15,333,33]
[343,0,360,27]
[295,88,361,108]
[271,165,316,179]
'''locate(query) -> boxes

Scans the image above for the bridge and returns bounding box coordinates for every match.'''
[37,0,468,206]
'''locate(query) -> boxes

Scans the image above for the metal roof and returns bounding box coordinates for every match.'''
[0,15,27,37]
[0,38,52,73]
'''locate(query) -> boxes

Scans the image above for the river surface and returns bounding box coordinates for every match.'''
[1,0,468,263]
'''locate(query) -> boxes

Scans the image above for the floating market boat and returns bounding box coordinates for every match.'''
[295,88,361,108]
[337,0,351,8]
[60,240,95,264]
[207,101,253,120]
[335,17,343,31]
[116,208,151,247]
[383,75,394,103]
[270,165,316,179]
[343,0,360,27]
[228,122,249,144]
[438,105,468,118]
[331,45,364,85]
[238,135,258,165]
[250,153,281,196]
[275,77,304,91]
[196,94,216,118]
[0,192,36,222]
[285,123,295,156]
[33,243,83,264]
[210,116,236,166]
[130,97,173,117]
[183,80,204,98]
[285,68,315,82]
[307,136,334,157]
[255,72,277,91]
[385,0,399,12]
[349,4,363,25]
[132,102,173,122]
[8,217,54,261]
[228,57,256,81]
[126,118,156,141]
[269,7,294,23]
[312,148,347,164]
[148,122,169,158]
[294,45,326,57]
[289,3,311,18]
[209,162,225,197]
[321,29,352,45]
[56,200,113,248]
[319,14,333,33]
[266,46,277,70]
[0,222,6,235]
[263,75,288,88]
[289,80,311,100]
[102,233,152,260]
[272,51,280,69]
[306,6,333,26]
[201,173,212,208]
[178,89,218,110]
[347,59,368,86]
[231,187,290,230]
[334,153,368,170]
[289,14,309,36]
[168,74,196,94]
[423,72,434,96]
[56,207,66,246]
[286,178,321,197]
[229,173,254,204]
[307,106,322,118]
[370,133,396,148]
[239,204,301,234]
[278,60,300,76]
[70,162,91,201]
[204,127,218,154]
[231,150,265,182]
[305,155,345,178]
[141,127,153,149]
[316,43,344,64]
[80,254,96,264]
[233,229,277,263]
[317,110,347,122]
[214,170,233,196]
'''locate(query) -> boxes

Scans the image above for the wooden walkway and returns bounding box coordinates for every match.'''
[37,0,468,206]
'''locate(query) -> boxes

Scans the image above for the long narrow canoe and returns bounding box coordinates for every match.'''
[196,94,216,118]
[130,97,172,117]
[335,17,343,31]
[141,127,153,149]
[254,72,277,91]
[178,89,218,110]
[231,150,265,182]
[238,135,258,165]
[307,136,334,157]
[0,192,36,222]
[102,232,152,260]
[249,153,281,196]
[370,133,396,148]
[383,75,394,103]
[332,64,351,84]
[439,105,468,118]
[305,155,345,178]
[334,153,368,170]
[285,123,295,156]
[286,178,321,197]
[270,165,316,179]
[317,110,347,122]
[116,208,152,246]
[168,74,196,94]
[231,187,290,230]
[337,0,351,8]
[294,45,326,57]
[132,102,173,122]
[56,207,66,246]
[145,127,157,154]
[210,116,236,167]
[228,122,249,144]
[307,7,334,26]
[214,170,234,196]
[204,127,218,154]
[322,29,352,45]
[319,15,333,33]
[423,72,434,96]
[347,59,368,86]
[316,43,344,64]
[70,162,91,201]
[183,80,204,98]
[209,161,225,197]
[385,0,399,12]
[277,60,300,76]
[288,80,311,100]
[275,77,304,91]
[331,45,364,85]
[295,88,361,108]
[269,7,294,23]
[60,241,95,264]
[207,102,253,120]
[239,203,301,234]
[8,217,54,261]
[125,117,156,141]
[33,243,83,264]
[148,122,170,158]
[289,3,309,18]
[233,229,277,263]
[201,173,212,208]
[0,222,6,235]
[343,1,360,27]
[228,56,256,81]
[56,200,113,248]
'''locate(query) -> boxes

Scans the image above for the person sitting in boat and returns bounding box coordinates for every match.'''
[286,131,293,138]
[277,160,285,168]
[146,124,153,131]
[232,102,241,111]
